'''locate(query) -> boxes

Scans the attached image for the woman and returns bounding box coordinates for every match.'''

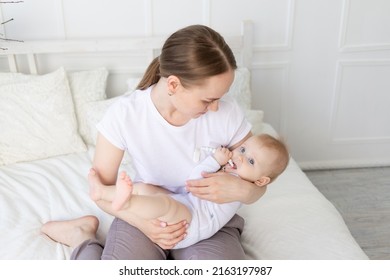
[41,24,266,260]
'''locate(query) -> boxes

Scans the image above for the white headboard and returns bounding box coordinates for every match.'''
[0,21,253,97]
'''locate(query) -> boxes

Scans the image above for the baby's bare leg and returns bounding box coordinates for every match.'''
[113,174,175,211]
[115,181,192,224]
[132,182,173,196]
[89,169,191,225]
[112,171,133,211]
[89,168,117,202]
[89,169,171,209]
[88,169,151,209]
[121,193,192,224]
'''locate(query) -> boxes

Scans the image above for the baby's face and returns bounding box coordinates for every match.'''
[223,136,268,182]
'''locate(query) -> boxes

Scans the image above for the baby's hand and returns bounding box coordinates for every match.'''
[213,146,232,166]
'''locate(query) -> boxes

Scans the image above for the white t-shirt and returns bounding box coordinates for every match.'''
[96,85,251,193]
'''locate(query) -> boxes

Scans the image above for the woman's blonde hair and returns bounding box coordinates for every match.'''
[137,25,237,90]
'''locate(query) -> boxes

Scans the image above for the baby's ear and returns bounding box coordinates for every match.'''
[254,176,271,187]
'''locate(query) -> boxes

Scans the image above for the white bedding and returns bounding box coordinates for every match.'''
[0,150,110,259]
[0,123,368,260]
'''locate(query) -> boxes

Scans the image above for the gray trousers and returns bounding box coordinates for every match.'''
[71,214,246,260]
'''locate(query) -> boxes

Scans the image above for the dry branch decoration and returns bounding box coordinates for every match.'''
[1,1,24,50]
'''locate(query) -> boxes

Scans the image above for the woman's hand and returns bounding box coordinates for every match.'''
[186,171,266,204]
[138,219,188,249]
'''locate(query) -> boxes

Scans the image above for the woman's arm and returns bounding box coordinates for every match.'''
[92,132,187,249]
[186,172,267,204]
[93,133,124,184]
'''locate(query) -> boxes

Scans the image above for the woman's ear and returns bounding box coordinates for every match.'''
[166,75,181,94]
[254,176,271,187]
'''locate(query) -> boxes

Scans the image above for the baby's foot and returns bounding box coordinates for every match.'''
[88,168,103,201]
[112,171,133,211]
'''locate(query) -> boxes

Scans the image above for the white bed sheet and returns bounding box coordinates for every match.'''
[0,124,368,260]
[0,150,110,259]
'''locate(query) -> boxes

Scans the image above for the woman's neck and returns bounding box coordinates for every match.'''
[150,79,191,126]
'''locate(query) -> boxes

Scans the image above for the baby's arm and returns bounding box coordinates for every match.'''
[212,146,232,166]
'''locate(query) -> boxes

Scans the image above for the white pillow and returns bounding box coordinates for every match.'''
[82,97,119,146]
[245,109,264,135]
[127,77,141,92]
[0,68,87,166]
[83,96,133,165]
[0,72,34,85]
[67,68,109,145]
[225,67,252,111]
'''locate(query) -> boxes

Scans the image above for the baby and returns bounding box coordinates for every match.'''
[89,133,289,248]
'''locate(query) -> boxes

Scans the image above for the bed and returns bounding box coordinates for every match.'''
[0,22,368,260]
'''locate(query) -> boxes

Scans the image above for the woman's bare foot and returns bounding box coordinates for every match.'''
[41,215,99,248]
[112,171,133,211]
[88,168,103,201]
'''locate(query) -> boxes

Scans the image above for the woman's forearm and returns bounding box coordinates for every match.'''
[239,179,267,204]
[186,172,267,204]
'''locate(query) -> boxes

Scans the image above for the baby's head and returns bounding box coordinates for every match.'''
[224,134,289,187]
